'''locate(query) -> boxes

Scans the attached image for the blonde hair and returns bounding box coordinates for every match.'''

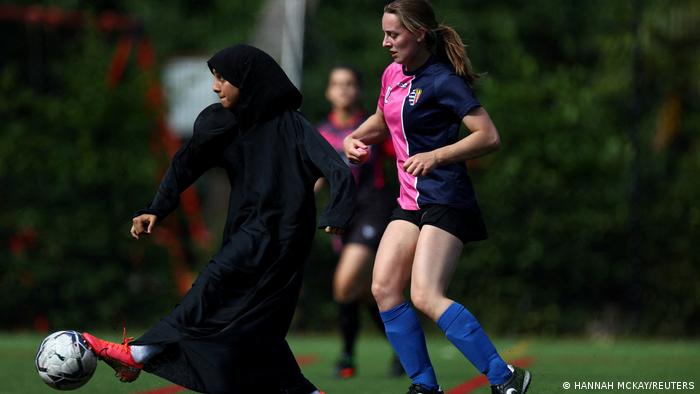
[384,0,479,84]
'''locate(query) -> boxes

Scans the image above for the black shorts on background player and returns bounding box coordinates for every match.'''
[342,189,395,249]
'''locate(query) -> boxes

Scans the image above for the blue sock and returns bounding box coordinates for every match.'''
[437,302,511,385]
[381,302,438,390]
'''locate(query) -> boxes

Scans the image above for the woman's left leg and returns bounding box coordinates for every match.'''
[410,225,511,386]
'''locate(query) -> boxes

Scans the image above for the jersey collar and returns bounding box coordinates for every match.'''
[402,55,436,76]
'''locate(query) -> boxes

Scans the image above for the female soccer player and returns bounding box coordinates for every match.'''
[342,1,532,393]
[315,65,401,378]
[83,44,355,394]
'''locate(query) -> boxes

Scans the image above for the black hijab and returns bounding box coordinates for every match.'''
[207,44,303,127]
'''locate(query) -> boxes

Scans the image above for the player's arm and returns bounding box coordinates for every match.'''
[438,107,501,162]
[343,107,389,164]
[403,107,500,176]
[131,140,218,240]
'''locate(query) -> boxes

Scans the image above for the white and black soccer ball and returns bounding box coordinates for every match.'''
[35,330,97,390]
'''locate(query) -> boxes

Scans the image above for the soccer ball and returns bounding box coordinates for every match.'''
[35,330,97,390]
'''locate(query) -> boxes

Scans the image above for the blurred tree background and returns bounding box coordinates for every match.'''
[1,0,698,336]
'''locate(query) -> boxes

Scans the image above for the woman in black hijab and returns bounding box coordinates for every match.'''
[83,45,355,394]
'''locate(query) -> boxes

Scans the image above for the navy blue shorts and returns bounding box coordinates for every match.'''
[389,204,488,244]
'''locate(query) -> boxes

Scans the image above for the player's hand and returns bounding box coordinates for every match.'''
[343,136,370,164]
[131,214,157,240]
[324,226,344,235]
[403,151,439,177]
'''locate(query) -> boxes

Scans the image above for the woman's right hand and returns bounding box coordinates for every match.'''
[343,136,370,164]
[131,214,157,240]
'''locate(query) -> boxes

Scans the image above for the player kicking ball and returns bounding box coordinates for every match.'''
[83,44,354,394]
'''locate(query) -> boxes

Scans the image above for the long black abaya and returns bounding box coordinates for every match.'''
[130,45,355,393]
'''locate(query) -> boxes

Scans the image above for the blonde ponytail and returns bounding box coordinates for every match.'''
[434,24,479,85]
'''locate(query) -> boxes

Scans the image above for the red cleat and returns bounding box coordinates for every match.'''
[338,366,355,379]
[334,354,356,379]
[82,331,143,382]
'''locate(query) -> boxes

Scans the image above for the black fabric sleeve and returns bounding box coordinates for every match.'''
[298,118,356,229]
[134,139,219,220]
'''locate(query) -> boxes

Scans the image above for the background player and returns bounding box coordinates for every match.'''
[315,65,402,378]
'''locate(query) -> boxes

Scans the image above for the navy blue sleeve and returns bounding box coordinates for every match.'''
[434,73,481,119]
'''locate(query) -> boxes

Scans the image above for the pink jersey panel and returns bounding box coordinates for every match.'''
[378,63,419,210]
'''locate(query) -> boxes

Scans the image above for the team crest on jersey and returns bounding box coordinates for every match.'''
[408,88,422,106]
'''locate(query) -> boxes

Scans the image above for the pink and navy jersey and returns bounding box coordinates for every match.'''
[378,57,481,210]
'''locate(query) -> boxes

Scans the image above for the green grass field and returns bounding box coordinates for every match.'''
[6,332,699,393]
